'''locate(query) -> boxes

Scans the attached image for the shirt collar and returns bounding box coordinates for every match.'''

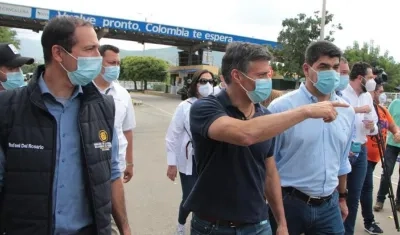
[38,73,83,98]
[299,83,338,103]
[217,89,262,111]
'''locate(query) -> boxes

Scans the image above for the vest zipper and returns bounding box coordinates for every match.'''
[78,118,98,234]
[48,118,57,235]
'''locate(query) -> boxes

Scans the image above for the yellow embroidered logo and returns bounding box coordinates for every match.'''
[99,130,108,142]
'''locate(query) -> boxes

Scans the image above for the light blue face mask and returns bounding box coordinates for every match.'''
[1,69,26,90]
[240,72,272,103]
[102,66,120,82]
[336,75,349,91]
[310,68,340,95]
[59,49,102,86]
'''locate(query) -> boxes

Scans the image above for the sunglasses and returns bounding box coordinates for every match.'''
[198,79,214,85]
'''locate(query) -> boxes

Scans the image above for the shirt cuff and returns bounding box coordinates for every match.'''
[167,152,177,166]
[338,161,352,176]
[111,170,122,181]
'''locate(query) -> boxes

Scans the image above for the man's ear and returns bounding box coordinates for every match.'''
[302,63,310,78]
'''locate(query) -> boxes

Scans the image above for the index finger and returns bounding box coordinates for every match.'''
[331,101,349,108]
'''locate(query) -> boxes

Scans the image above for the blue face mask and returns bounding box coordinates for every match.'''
[102,66,120,82]
[1,69,26,90]
[59,49,102,86]
[310,68,340,95]
[336,75,349,91]
[240,72,272,103]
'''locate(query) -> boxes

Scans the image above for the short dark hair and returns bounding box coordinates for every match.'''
[349,62,372,81]
[41,16,93,64]
[375,83,383,91]
[187,69,214,98]
[221,42,272,85]
[99,44,120,56]
[305,40,342,66]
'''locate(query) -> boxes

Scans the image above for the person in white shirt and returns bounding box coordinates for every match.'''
[341,61,378,235]
[93,44,136,235]
[165,69,215,235]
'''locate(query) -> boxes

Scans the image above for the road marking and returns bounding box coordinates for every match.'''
[373,174,398,186]
[143,103,174,116]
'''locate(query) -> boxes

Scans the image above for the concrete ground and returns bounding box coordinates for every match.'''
[127,92,400,235]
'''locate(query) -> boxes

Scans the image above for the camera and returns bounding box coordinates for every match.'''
[373,66,388,84]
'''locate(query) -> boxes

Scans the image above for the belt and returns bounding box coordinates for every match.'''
[282,187,332,206]
[195,214,248,228]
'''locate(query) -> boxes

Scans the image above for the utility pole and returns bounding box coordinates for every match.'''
[320,0,327,40]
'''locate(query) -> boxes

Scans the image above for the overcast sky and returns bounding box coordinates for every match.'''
[5,0,398,61]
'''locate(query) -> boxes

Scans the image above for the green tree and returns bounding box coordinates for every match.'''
[270,11,342,85]
[0,27,20,48]
[344,41,400,91]
[120,56,169,90]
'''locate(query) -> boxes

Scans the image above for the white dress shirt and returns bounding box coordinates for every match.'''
[165,97,197,175]
[342,84,378,144]
[94,81,136,172]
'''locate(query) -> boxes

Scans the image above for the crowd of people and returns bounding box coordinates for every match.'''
[0,14,400,235]
[166,41,400,235]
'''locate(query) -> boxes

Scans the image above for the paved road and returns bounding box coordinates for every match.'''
[127,92,400,235]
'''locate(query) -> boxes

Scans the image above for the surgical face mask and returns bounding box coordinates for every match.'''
[309,67,340,94]
[379,93,387,104]
[102,66,120,82]
[240,72,272,103]
[365,78,377,92]
[0,69,26,90]
[59,49,102,86]
[336,75,349,91]
[198,83,213,97]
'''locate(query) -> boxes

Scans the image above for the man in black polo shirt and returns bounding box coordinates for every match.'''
[186,42,349,235]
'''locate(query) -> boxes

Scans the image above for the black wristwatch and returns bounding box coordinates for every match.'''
[339,189,348,199]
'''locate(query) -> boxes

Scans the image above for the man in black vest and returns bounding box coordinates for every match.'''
[0,16,131,235]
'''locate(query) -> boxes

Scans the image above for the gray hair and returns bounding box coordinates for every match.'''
[341,57,348,63]
[221,42,273,85]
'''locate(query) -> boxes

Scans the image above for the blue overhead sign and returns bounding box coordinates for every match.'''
[0,2,277,47]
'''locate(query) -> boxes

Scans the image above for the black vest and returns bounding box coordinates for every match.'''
[0,65,115,235]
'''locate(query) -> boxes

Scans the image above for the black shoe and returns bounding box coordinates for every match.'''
[364,222,384,234]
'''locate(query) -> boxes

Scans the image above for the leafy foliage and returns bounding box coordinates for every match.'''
[0,27,20,48]
[344,41,400,91]
[270,11,342,79]
[21,63,37,74]
[120,56,169,90]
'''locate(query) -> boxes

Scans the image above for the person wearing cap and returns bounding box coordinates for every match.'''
[0,16,131,235]
[0,43,34,91]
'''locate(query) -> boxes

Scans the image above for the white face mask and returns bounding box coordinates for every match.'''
[379,93,387,104]
[198,83,213,97]
[366,79,377,92]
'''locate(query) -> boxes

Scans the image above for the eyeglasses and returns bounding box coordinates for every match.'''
[198,79,214,85]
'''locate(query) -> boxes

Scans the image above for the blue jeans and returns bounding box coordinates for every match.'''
[178,160,198,225]
[344,145,367,235]
[190,215,272,235]
[360,160,377,226]
[269,191,344,235]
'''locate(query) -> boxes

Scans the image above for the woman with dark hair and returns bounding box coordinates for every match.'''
[165,69,214,235]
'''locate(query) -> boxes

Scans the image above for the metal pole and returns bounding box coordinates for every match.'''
[320,0,327,40]
[142,17,147,56]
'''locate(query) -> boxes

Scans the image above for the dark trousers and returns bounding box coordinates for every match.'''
[376,145,400,203]
[344,145,367,235]
[178,160,198,225]
[269,191,344,235]
[360,160,377,226]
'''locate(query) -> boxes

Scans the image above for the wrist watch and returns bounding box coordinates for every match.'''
[339,189,348,199]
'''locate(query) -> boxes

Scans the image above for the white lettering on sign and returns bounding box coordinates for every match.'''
[103,19,140,31]
[145,24,189,37]
[35,8,49,20]
[8,142,45,150]
[0,3,31,18]
[56,11,96,25]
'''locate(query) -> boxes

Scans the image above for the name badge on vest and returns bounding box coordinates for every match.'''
[94,130,112,151]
